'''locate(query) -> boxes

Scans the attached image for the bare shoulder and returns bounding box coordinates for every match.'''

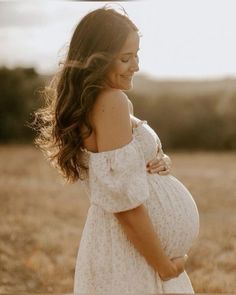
[127,97,134,115]
[92,88,130,126]
[94,88,128,111]
[92,89,133,152]
[93,89,133,119]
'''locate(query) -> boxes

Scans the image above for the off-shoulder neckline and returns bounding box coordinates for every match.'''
[80,119,147,155]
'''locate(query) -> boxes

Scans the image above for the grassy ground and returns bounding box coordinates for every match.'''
[0,144,235,293]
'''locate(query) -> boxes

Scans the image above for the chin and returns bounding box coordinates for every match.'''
[120,83,133,91]
[111,82,133,91]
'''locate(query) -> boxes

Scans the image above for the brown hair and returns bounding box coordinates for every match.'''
[32,4,140,183]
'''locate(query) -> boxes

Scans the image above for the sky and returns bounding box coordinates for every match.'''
[0,0,236,80]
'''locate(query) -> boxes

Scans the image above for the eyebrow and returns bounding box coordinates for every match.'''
[121,48,140,55]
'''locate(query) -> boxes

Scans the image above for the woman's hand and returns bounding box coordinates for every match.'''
[146,145,172,175]
[158,254,188,281]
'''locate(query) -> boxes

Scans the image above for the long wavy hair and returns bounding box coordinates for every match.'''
[32,5,140,183]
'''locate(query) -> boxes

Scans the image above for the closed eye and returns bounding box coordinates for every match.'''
[121,54,139,63]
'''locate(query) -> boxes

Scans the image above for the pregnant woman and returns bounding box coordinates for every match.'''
[33,5,200,293]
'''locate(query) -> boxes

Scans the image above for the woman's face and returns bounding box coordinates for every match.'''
[104,31,140,90]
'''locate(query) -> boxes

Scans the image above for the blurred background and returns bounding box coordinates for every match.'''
[0,0,235,293]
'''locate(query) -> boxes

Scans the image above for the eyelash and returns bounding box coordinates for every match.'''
[121,54,139,63]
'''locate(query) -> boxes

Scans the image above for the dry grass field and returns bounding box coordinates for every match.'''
[0,144,235,293]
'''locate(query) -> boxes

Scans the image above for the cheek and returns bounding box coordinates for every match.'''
[112,61,129,76]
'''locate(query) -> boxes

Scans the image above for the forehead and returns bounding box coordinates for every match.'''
[119,31,140,55]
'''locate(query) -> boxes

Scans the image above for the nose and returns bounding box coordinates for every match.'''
[130,56,139,72]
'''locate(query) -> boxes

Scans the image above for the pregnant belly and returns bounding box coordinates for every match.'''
[146,174,200,258]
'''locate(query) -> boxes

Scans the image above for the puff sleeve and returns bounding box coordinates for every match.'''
[87,137,150,213]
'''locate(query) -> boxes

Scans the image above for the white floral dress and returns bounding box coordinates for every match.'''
[74,118,200,294]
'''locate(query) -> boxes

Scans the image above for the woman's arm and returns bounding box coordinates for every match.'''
[114,204,177,279]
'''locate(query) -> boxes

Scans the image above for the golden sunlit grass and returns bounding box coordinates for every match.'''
[0,144,235,293]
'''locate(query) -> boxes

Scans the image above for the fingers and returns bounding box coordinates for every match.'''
[171,255,188,263]
[147,159,165,169]
[171,256,187,275]
[159,255,188,282]
[146,166,168,174]
[160,255,188,281]
[158,168,170,175]
[146,167,170,174]
[146,162,170,174]
[146,153,172,175]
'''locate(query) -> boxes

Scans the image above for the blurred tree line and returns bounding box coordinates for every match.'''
[0,67,46,143]
[0,66,235,150]
[128,75,236,150]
